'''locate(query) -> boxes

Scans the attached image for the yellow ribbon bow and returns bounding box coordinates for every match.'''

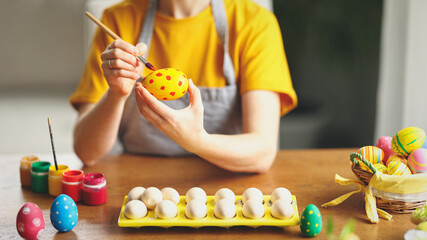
[321,174,392,223]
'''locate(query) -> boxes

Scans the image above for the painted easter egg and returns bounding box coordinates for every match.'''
[391,127,426,157]
[358,146,384,164]
[387,160,412,175]
[408,148,427,174]
[141,68,189,101]
[386,155,407,166]
[50,194,78,232]
[376,136,395,164]
[373,163,387,174]
[16,202,45,240]
[300,204,322,237]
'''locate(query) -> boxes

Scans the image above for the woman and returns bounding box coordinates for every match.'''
[70,0,297,173]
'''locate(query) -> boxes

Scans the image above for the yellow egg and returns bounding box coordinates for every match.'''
[141,68,189,100]
[387,160,412,175]
[391,127,425,157]
[373,163,387,174]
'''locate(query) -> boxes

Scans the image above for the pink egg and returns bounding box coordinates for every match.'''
[408,148,427,174]
[16,202,45,240]
[376,136,395,165]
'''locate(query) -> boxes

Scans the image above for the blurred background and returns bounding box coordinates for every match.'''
[0,0,426,154]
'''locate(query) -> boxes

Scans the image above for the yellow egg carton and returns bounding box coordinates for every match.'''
[118,195,299,228]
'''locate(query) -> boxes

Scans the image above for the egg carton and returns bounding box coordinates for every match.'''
[118,195,299,228]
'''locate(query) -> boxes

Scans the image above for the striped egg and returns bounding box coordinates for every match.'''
[408,148,427,174]
[391,127,426,157]
[141,68,189,101]
[386,155,407,166]
[373,163,387,174]
[358,146,384,164]
[387,160,412,175]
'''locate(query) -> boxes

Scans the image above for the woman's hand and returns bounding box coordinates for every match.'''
[101,40,147,98]
[134,79,207,152]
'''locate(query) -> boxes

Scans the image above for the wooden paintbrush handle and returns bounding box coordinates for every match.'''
[85,11,120,40]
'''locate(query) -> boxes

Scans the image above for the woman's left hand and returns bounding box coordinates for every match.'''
[134,79,207,152]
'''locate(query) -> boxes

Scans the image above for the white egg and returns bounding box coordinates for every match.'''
[214,188,235,203]
[185,199,207,219]
[161,187,180,205]
[124,200,147,219]
[242,199,264,219]
[242,187,263,204]
[185,187,207,204]
[214,198,236,219]
[270,199,294,219]
[270,187,292,204]
[127,186,145,202]
[141,187,163,210]
[155,200,177,219]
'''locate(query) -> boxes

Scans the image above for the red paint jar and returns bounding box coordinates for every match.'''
[82,173,107,205]
[62,170,84,202]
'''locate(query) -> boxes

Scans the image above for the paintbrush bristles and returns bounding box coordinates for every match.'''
[48,117,58,171]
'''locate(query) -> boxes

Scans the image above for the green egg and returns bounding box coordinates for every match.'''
[300,204,322,237]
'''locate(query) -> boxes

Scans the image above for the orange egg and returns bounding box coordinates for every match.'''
[141,68,189,101]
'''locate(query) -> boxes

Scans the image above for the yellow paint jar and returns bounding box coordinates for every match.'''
[48,165,70,197]
[20,155,40,187]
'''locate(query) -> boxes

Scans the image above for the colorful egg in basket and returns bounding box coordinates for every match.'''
[386,155,407,166]
[376,136,395,164]
[373,163,387,174]
[387,160,412,175]
[358,146,384,164]
[408,148,427,174]
[391,127,426,157]
[141,68,189,101]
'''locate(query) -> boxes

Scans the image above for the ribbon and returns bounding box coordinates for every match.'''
[321,174,392,223]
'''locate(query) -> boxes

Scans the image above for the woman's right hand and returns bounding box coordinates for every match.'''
[100,39,147,98]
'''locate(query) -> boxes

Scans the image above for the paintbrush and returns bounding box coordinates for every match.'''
[85,11,156,71]
[47,118,58,171]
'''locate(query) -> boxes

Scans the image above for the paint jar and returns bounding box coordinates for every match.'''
[31,161,51,193]
[20,155,40,187]
[82,173,107,205]
[48,165,70,197]
[62,170,84,202]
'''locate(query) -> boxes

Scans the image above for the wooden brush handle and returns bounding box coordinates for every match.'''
[85,11,120,40]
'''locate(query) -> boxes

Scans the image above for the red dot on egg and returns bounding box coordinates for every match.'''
[170,92,175,96]
[150,93,154,96]
[166,76,171,80]
[183,75,186,78]
[160,86,165,90]
[182,91,186,94]
[163,97,167,100]
[156,73,162,77]
[178,81,182,86]
[149,79,154,84]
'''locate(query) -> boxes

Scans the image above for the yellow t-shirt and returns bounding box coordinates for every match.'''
[70,0,297,115]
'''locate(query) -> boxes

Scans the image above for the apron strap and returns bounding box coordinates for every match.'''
[138,0,235,85]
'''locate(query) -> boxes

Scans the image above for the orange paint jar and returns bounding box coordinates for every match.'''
[19,155,40,187]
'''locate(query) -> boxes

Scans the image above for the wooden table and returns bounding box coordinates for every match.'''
[0,149,417,239]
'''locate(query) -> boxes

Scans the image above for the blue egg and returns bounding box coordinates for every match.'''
[50,194,78,232]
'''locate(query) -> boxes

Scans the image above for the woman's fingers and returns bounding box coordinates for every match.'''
[135,43,148,58]
[101,59,139,73]
[103,68,140,81]
[136,83,174,121]
[101,47,138,67]
[135,83,168,126]
[188,79,204,115]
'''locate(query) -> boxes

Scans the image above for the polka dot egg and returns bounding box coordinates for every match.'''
[376,136,395,164]
[50,194,78,232]
[391,127,425,157]
[358,146,384,164]
[408,148,427,174]
[300,204,322,237]
[16,202,45,240]
[141,68,188,101]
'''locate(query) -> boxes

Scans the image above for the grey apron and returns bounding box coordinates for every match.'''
[119,0,241,156]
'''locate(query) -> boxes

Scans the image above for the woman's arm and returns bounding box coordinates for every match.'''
[134,81,281,173]
[73,40,146,166]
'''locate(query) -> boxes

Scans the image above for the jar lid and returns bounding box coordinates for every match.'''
[49,165,70,177]
[20,155,40,168]
[31,161,51,173]
[83,173,105,185]
[62,170,84,182]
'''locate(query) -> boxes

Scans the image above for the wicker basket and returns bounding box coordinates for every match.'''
[350,152,426,213]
